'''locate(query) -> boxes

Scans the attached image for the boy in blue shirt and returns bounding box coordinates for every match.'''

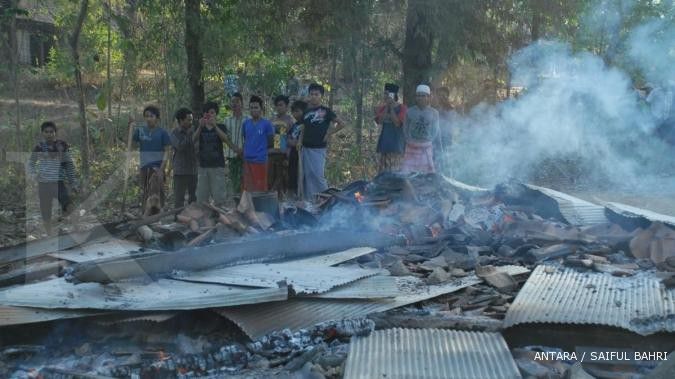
[242,95,274,192]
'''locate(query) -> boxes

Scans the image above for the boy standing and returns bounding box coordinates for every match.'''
[170,107,197,208]
[269,95,295,194]
[242,95,275,192]
[287,100,307,197]
[401,84,439,173]
[300,83,346,199]
[193,101,232,205]
[132,105,172,215]
[223,93,245,196]
[28,121,79,235]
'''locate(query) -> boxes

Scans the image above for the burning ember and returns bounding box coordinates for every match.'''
[354,191,365,203]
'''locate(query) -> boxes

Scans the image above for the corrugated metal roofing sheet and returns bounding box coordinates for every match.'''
[525,184,607,225]
[0,306,104,326]
[295,247,377,266]
[0,277,288,311]
[504,265,675,335]
[218,266,529,339]
[344,328,521,379]
[604,202,675,227]
[172,264,383,294]
[309,275,401,299]
[94,312,177,326]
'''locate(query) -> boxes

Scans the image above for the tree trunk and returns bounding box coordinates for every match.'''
[328,47,337,109]
[8,1,20,148]
[184,0,204,119]
[70,0,90,181]
[402,0,434,105]
[106,0,112,119]
[530,0,542,41]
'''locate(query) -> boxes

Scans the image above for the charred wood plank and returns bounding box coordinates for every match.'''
[70,231,403,283]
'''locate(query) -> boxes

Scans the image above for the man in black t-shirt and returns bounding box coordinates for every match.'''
[300,83,346,199]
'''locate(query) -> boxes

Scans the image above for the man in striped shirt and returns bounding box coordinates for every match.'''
[28,121,79,235]
[223,92,246,198]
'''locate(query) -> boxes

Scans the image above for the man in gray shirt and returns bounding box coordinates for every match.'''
[401,84,439,173]
[170,108,197,208]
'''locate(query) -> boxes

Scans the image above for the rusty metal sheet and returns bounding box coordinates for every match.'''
[48,238,141,263]
[504,265,675,335]
[344,328,521,379]
[217,266,528,339]
[0,277,288,311]
[525,184,607,226]
[604,202,675,227]
[0,306,104,326]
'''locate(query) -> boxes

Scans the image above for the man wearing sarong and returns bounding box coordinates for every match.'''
[401,84,439,173]
[300,83,346,200]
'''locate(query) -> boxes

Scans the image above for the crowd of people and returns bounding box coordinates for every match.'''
[28,81,462,233]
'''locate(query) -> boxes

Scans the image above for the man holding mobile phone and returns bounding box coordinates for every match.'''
[193,101,238,206]
[374,83,407,173]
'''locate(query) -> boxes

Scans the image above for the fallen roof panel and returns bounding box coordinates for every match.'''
[525,184,607,226]
[48,238,140,263]
[294,247,377,266]
[71,231,401,283]
[172,264,384,294]
[218,266,529,339]
[0,222,121,266]
[0,306,104,326]
[504,265,675,335]
[0,277,288,311]
[344,328,521,379]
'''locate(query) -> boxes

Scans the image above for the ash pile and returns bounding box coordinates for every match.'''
[0,173,674,379]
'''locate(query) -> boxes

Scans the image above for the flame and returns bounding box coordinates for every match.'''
[429,223,442,238]
[354,192,365,203]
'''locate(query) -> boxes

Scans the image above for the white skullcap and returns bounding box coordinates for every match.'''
[416,84,431,95]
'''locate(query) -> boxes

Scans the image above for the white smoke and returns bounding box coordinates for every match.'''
[447,1,675,191]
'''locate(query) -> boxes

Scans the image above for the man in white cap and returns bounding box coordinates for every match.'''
[401,84,439,173]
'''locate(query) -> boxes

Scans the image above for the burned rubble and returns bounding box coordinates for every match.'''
[0,173,674,378]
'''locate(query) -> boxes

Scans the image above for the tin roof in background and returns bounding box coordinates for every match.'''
[604,201,675,227]
[344,328,521,379]
[504,265,675,335]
